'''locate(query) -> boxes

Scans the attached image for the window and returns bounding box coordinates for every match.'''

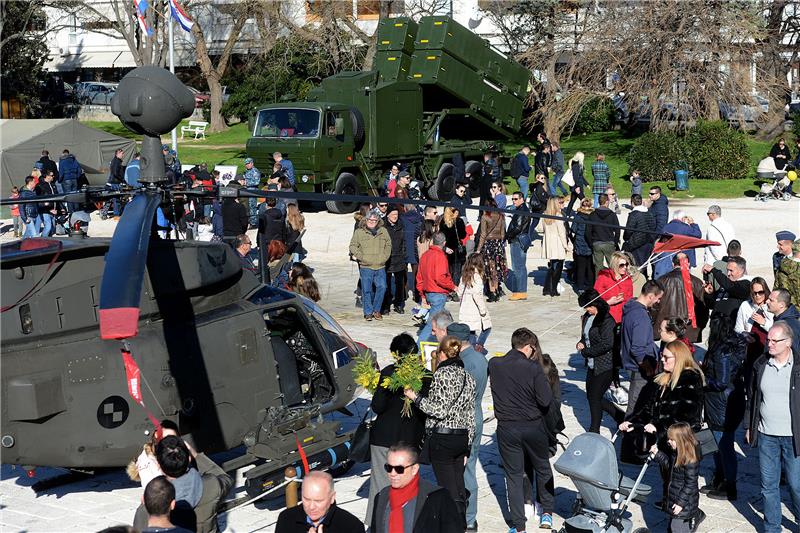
[254,108,321,138]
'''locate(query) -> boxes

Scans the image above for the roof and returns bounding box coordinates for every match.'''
[0,119,70,148]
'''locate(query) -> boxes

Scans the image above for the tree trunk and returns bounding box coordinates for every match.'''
[207,75,227,132]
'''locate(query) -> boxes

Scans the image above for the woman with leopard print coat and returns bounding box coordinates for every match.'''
[405,336,477,529]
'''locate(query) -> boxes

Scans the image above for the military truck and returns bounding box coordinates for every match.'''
[246,15,529,213]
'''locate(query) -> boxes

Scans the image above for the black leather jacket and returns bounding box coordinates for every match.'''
[506,203,531,243]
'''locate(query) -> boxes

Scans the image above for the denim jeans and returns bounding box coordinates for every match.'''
[40,213,54,237]
[465,415,484,526]
[712,430,738,485]
[359,267,386,317]
[759,433,800,532]
[550,171,568,196]
[517,176,528,200]
[509,241,528,293]
[23,215,41,238]
[102,183,122,216]
[61,179,79,212]
[418,292,447,341]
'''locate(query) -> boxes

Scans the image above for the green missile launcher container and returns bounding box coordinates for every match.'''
[247,15,530,214]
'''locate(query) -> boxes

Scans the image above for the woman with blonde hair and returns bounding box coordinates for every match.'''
[439,206,467,286]
[594,251,634,324]
[458,253,492,350]
[541,197,572,297]
[285,202,306,262]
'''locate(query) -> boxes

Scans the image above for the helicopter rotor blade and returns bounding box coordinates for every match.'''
[98,190,162,340]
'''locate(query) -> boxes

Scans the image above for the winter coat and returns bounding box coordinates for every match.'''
[211,201,224,238]
[450,194,472,223]
[594,269,633,324]
[416,358,477,445]
[620,298,659,371]
[401,209,423,264]
[745,352,800,456]
[19,188,39,220]
[586,206,620,246]
[257,207,286,246]
[571,161,587,189]
[702,333,748,432]
[511,151,532,178]
[651,451,699,520]
[580,303,616,374]
[370,477,463,533]
[542,219,572,260]
[650,268,709,343]
[416,246,456,294]
[370,364,432,449]
[458,273,492,332]
[276,503,365,533]
[506,203,531,243]
[108,156,124,184]
[776,257,800,307]
[440,218,466,264]
[622,207,656,266]
[633,369,705,438]
[534,150,550,177]
[385,218,407,273]
[649,194,670,234]
[349,224,392,270]
[58,154,82,182]
[529,182,550,213]
[222,199,248,237]
[571,210,593,256]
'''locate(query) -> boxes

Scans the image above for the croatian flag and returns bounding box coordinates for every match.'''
[136,11,153,36]
[169,0,194,32]
[133,0,149,16]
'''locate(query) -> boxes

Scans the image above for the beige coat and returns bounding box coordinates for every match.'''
[542,220,572,260]
[458,273,492,332]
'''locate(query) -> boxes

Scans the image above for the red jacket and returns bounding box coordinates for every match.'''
[416,246,456,294]
[594,268,633,324]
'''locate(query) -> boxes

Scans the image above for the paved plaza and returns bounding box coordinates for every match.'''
[1,197,798,532]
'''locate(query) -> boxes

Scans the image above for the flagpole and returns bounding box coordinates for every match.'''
[168,9,178,155]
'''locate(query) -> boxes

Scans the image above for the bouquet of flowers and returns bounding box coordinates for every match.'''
[352,353,380,393]
[381,352,431,417]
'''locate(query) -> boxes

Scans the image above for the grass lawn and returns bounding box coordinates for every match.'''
[85,119,782,199]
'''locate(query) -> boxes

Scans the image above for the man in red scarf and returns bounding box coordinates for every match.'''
[369,444,462,533]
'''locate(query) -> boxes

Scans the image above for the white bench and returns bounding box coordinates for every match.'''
[180,120,209,139]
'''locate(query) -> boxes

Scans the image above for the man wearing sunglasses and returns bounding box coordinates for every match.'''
[369,444,461,533]
[744,321,800,533]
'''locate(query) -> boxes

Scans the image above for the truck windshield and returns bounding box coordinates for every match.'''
[254,108,320,138]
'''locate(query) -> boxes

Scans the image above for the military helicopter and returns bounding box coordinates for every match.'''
[0,67,369,499]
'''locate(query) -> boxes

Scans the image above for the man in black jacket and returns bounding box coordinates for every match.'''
[102,148,126,218]
[370,444,461,533]
[506,193,531,300]
[586,193,620,275]
[276,471,365,533]
[222,184,249,243]
[489,328,555,531]
[38,150,59,181]
[622,194,656,270]
[702,256,750,324]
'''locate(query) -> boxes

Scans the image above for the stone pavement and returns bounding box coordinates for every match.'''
[0,197,798,532]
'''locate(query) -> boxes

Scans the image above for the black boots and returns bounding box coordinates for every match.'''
[707,481,737,501]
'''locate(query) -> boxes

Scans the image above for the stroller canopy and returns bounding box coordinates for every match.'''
[554,432,620,490]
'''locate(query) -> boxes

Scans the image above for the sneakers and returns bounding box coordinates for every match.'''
[465,521,478,532]
[508,292,528,301]
[539,513,553,529]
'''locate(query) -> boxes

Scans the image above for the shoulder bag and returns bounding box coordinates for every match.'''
[561,167,575,187]
[419,371,467,464]
[348,407,374,463]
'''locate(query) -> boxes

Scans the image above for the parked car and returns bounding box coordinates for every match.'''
[720,95,769,125]
[81,82,117,105]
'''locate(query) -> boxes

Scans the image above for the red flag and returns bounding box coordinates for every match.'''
[653,234,720,254]
[121,349,161,430]
[679,255,697,328]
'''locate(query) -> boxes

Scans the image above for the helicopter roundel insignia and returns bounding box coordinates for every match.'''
[97,395,130,429]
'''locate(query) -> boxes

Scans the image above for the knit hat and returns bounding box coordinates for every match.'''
[776,230,797,242]
[446,322,471,341]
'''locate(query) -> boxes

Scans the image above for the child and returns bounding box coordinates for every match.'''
[126,420,179,487]
[650,422,704,533]
[9,186,21,238]
[629,170,643,197]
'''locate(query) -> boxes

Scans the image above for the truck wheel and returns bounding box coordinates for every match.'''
[350,107,365,152]
[430,163,455,201]
[465,160,483,197]
[325,173,360,214]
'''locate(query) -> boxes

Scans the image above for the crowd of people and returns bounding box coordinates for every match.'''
[22,137,800,533]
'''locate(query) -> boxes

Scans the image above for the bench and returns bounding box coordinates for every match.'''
[180,120,209,139]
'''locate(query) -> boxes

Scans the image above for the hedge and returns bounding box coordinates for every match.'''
[627,120,750,181]
[573,97,615,134]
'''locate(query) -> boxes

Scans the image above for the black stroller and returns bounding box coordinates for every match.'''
[554,432,653,533]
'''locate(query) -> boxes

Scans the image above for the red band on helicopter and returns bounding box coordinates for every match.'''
[122,349,161,431]
[99,308,141,340]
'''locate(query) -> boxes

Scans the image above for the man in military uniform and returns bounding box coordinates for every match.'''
[243,157,261,226]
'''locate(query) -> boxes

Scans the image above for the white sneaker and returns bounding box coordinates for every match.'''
[557,282,565,295]
[524,503,535,521]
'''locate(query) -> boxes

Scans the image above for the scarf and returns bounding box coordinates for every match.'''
[389,473,420,533]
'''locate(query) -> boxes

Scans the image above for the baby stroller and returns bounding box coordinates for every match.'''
[554,433,652,533]
[755,174,792,202]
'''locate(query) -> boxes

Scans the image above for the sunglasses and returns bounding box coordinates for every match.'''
[648,192,658,195]
[618,263,628,268]
[753,290,766,295]
[492,185,500,189]
[384,463,416,474]
[377,204,388,208]
[512,197,523,201]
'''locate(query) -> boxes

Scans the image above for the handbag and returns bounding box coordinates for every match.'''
[620,428,657,465]
[419,371,467,464]
[562,167,575,187]
[694,427,718,459]
[348,408,374,464]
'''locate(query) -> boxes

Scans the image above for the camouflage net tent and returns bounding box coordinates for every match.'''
[0,119,135,192]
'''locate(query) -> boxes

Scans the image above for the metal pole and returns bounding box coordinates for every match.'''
[168,13,178,154]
